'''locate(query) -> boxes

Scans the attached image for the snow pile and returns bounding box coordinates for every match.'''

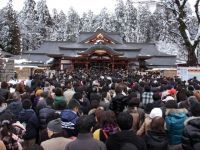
[14,59,30,64]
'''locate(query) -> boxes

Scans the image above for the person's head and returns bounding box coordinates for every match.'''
[99,110,117,128]
[35,89,43,97]
[128,97,140,108]
[0,95,5,106]
[11,91,21,100]
[190,103,200,117]
[144,85,151,92]
[117,112,133,130]
[65,80,72,89]
[54,88,63,96]
[150,117,165,132]
[68,99,80,112]
[54,100,66,110]
[1,81,8,89]
[149,108,163,119]
[76,115,95,134]
[95,109,105,123]
[47,118,63,138]
[22,99,32,109]
[153,92,161,101]
[165,100,178,109]
[73,92,83,101]
[115,85,122,94]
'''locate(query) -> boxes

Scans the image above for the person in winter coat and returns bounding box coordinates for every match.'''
[18,99,39,148]
[182,103,200,150]
[93,110,119,143]
[73,92,90,115]
[137,107,163,136]
[41,118,72,150]
[106,112,147,150]
[0,120,23,150]
[65,115,106,150]
[61,99,80,137]
[39,106,56,130]
[126,97,145,132]
[0,81,9,100]
[109,85,127,115]
[165,100,188,150]
[6,92,23,119]
[145,117,168,150]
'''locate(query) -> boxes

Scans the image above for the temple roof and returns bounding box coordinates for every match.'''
[77,44,123,56]
[16,29,176,67]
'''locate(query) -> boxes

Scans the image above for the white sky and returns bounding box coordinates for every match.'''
[0,0,196,15]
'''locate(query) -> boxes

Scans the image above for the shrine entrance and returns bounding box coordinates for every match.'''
[71,44,134,71]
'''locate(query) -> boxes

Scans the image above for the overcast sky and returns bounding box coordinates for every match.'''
[0,0,196,14]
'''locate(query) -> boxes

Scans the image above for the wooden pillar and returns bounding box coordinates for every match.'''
[86,63,89,71]
[112,56,114,71]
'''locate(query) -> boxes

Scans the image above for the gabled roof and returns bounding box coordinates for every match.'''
[78,44,123,56]
[78,29,123,44]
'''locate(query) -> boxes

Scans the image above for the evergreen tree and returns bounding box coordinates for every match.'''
[80,10,95,32]
[66,8,80,41]
[137,4,151,42]
[0,0,21,54]
[124,0,137,42]
[36,0,53,41]
[19,0,38,51]
[115,0,126,35]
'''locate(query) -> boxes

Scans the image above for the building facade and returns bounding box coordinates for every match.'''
[15,29,176,71]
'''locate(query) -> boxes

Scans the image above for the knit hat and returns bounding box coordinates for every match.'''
[61,110,79,129]
[168,88,176,95]
[149,108,162,119]
[165,100,178,109]
[47,118,62,133]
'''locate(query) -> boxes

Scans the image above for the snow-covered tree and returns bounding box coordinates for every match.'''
[80,10,95,32]
[0,0,20,54]
[163,0,200,66]
[124,0,137,42]
[19,0,38,51]
[36,0,52,41]
[52,10,68,41]
[137,4,151,42]
[66,8,80,41]
[115,0,126,35]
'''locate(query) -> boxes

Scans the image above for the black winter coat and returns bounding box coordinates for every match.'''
[39,107,56,129]
[145,130,168,150]
[106,130,147,150]
[109,94,127,115]
[182,117,200,150]
[19,109,39,140]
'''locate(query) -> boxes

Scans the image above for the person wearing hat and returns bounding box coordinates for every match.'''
[165,100,188,150]
[137,107,162,136]
[182,103,200,150]
[41,118,72,150]
[65,115,106,150]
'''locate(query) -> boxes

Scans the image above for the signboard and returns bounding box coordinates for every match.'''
[177,67,200,81]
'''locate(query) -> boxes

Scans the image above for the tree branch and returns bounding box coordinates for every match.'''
[195,0,200,23]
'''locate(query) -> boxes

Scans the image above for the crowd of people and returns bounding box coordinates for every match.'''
[0,68,199,150]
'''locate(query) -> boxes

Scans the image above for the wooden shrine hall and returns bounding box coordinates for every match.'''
[16,29,176,71]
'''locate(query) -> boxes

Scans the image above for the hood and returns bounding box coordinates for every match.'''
[19,109,35,122]
[184,117,200,127]
[0,104,7,113]
[146,130,167,143]
[165,108,188,116]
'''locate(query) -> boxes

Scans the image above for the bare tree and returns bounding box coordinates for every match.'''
[164,0,200,66]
